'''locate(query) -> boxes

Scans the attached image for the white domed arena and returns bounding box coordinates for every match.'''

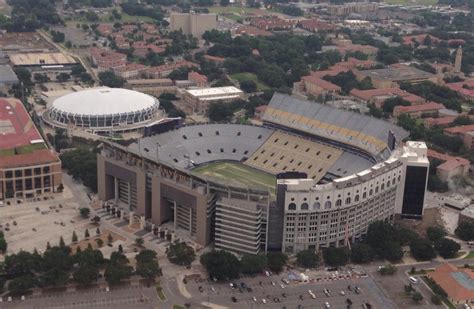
[43,88,161,133]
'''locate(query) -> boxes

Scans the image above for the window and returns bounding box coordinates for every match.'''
[198,132,203,137]
[220,148,224,153]
[369,189,373,196]
[363,192,367,199]
[182,135,187,139]
[232,148,236,153]
[237,132,241,136]
[274,138,279,143]
[288,203,296,210]
[207,149,211,154]
[336,199,342,206]
[195,151,200,156]
[355,195,359,202]
[324,201,331,209]
[258,135,262,139]
[313,202,321,210]
[301,203,309,210]
[244,150,248,155]
[305,148,310,152]
[327,154,331,159]
[346,197,351,205]
[316,151,320,155]
[215,131,219,135]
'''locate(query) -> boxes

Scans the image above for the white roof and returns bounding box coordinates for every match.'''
[185,86,243,98]
[51,88,159,116]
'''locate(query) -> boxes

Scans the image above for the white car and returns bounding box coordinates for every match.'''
[271,281,276,286]
[262,299,267,304]
[325,302,331,308]
[340,291,345,296]
[280,284,285,289]
[253,296,257,302]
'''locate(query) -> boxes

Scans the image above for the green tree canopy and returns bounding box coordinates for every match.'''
[455,221,474,241]
[296,249,320,269]
[200,250,241,281]
[240,254,267,275]
[350,243,375,264]
[410,238,436,261]
[435,238,460,259]
[266,252,288,273]
[323,247,350,267]
[166,241,196,266]
[426,226,447,243]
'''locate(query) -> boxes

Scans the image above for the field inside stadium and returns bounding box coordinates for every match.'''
[192,161,276,194]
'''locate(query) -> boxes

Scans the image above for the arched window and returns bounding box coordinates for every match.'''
[324,201,331,209]
[301,203,309,210]
[392,178,396,185]
[345,197,351,205]
[381,183,385,190]
[288,203,296,210]
[375,186,379,193]
[336,199,342,206]
[369,189,373,196]
[355,195,360,202]
[313,202,321,210]
[363,192,367,199]
[386,181,390,188]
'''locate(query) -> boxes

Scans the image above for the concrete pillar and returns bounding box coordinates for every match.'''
[173,201,177,230]
[188,208,192,234]
[127,182,131,210]
[140,216,145,230]
[114,177,119,203]
[129,211,134,226]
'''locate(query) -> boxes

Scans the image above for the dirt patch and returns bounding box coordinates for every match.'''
[397,208,444,236]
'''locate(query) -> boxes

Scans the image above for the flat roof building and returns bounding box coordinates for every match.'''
[0,98,61,200]
[0,65,19,92]
[10,52,77,66]
[393,102,445,118]
[182,86,244,115]
[354,66,439,89]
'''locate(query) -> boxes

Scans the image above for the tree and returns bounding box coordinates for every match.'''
[57,73,70,83]
[427,226,447,243]
[8,275,36,296]
[136,249,161,280]
[96,238,104,247]
[296,249,320,269]
[85,229,90,238]
[0,237,7,253]
[135,237,144,247]
[431,294,442,305]
[166,241,196,266]
[92,216,101,224]
[105,252,133,285]
[200,250,241,281]
[240,254,267,275]
[379,264,397,275]
[59,236,65,247]
[98,71,125,88]
[323,247,350,267]
[240,80,257,93]
[382,97,411,114]
[412,292,423,303]
[80,207,90,218]
[455,221,474,241]
[266,252,288,273]
[350,243,375,264]
[73,264,98,286]
[34,73,49,83]
[207,102,233,122]
[435,238,460,259]
[410,238,436,261]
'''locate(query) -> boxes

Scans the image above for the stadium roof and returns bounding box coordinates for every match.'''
[51,88,159,116]
[0,65,19,85]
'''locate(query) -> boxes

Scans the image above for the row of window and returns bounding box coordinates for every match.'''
[4,167,50,178]
[182,131,264,140]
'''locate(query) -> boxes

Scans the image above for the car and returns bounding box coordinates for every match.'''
[229,283,234,289]
[324,302,330,308]
[253,296,257,302]
[310,293,316,299]
[262,299,267,304]
[340,291,345,296]
[282,293,287,298]
[308,289,313,295]
[281,278,289,285]
[280,284,285,289]
[463,304,471,309]
[264,271,270,277]
[408,276,419,284]
[211,287,216,292]
[240,282,247,289]
[271,281,276,286]
[231,296,237,303]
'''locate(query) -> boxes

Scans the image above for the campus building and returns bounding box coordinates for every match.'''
[170,13,217,38]
[182,86,244,115]
[97,93,429,255]
[0,98,61,201]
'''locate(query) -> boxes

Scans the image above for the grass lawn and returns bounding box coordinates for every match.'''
[0,143,46,157]
[464,251,474,259]
[155,284,166,301]
[230,72,269,91]
[384,0,437,5]
[173,306,185,309]
[0,148,15,157]
[119,12,157,23]
[192,161,276,194]
[208,6,258,15]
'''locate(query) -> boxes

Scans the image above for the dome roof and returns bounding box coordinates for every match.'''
[51,88,159,116]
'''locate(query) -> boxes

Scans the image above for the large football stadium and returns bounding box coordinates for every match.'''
[97,93,429,255]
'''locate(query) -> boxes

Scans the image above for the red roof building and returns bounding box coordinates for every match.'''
[445,80,474,101]
[203,55,225,65]
[113,63,147,80]
[295,75,341,96]
[0,98,62,200]
[423,116,457,129]
[188,71,208,87]
[250,16,296,31]
[444,124,474,137]
[427,149,470,181]
[393,102,445,118]
[233,25,273,37]
[402,34,441,47]
[350,87,426,108]
[298,19,336,32]
[90,47,127,71]
[145,61,198,79]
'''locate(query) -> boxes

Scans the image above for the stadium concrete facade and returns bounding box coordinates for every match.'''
[43,88,162,134]
[97,93,429,255]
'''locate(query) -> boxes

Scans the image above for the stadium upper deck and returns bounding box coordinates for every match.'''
[262,93,409,159]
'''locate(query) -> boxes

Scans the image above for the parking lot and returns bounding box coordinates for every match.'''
[186,270,395,309]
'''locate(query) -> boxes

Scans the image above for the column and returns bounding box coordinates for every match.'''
[127,182,131,210]
[173,201,177,230]
[189,208,193,234]
[114,177,119,203]
[129,211,134,226]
